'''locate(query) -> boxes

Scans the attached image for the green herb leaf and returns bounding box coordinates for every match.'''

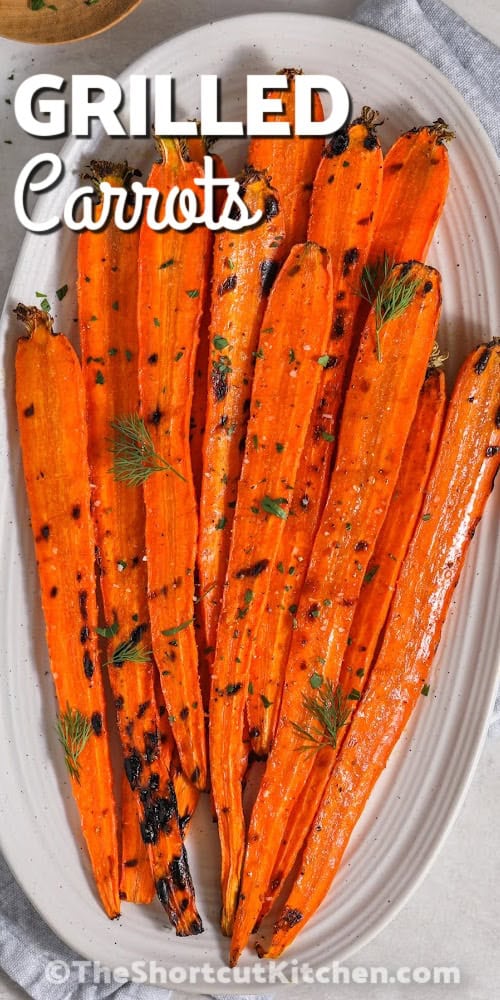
[260,693,273,709]
[347,688,361,701]
[159,258,174,269]
[357,252,394,306]
[186,289,199,298]
[162,619,193,637]
[95,618,119,639]
[291,679,351,754]
[309,672,323,689]
[321,431,335,442]
[56,703,92,783]
[364,564,379,584]
[261,495,288,520]
[106,640,151,666]
[35,291,50,312]
[213,335,229,350]
[317,355,332,368]
[215,516,227,530]
[421,683,430,697]
[109,413,187,486]
[276,442,284,453]
[56,284,68,301]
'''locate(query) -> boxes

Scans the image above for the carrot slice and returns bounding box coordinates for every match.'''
[265,339,500,957]
[198,168,285,662]
[210,242,334,935]
[258,364,446,922]
[247,107,384,756]
[120,773,155,904]
[79,162,202,934]
[15,305,120,920]
[154,672,200,837]
[230,262,442,963]
[189,142,229,505]
[366,118,454,281]
[137,138,211,790]
[248,68,324,255]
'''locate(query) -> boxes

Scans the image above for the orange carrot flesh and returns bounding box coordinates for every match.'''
[15,306,120,920]
[340,366,447,697]
[120,773,155,904]
[210,242,334,935]
[247,109,384,756]
[266,339,500,957]
[367,119,453,275]
[230,262,442,964]
[198,169,285,661]
[248,68,324,255]
[138,138,211,791]
[79,164,202,934]
[258,365,446,923]
[189,144,229,505]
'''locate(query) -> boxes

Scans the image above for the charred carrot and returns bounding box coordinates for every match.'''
[247,107,384,756]
[15,305,120,920]
[79,162,202,934]
[154,672,200,837]
[258,364,446,922]
[137,138,211,790]
[265,339,500,957]
[248,68,324,255]
[210,242,334,935]
[120,773,155,904]
[230,262,442,963]
[364,118,454,289]
[198,168,285,661]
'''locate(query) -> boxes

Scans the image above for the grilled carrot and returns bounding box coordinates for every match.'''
[79,161,202,934]
[210,241,334,935]
[189,141,229,504]
[154,672,200,837]
[248,68,324,255]
[120,773,155,904]
[230,262,442,963]
[247,107,384,756]
[137,137,211,791]
[258,364,446,922]
[15,305,120,920]
[198,168,285,662]
[365,118,454,286]
[265,339,500,957]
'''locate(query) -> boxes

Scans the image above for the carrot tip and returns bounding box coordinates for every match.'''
[14,303,54,337]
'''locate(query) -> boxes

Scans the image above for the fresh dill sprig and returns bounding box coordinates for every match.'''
[106,639,152,666]
[291,679,352,755]
[109,413,186,486]
[373,268,420,362]
[358,251,394,306]
[56,703,93,783]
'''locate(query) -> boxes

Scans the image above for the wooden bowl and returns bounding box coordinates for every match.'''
[0,0,143,45]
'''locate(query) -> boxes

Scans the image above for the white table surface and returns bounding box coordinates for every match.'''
[0,2,499,998]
